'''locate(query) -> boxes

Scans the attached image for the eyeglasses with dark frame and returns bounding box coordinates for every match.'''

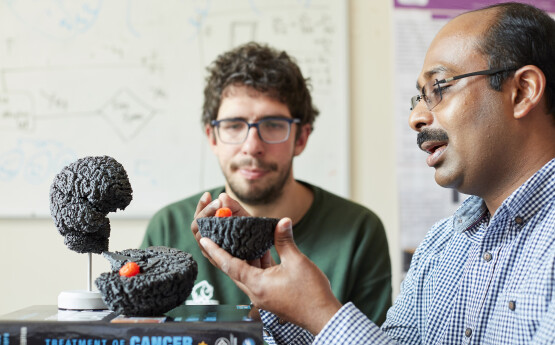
[410,67,519,111]
[211,117,301,144]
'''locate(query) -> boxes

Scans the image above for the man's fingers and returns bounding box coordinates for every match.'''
[247,251,274,269]
[199,237,260,301]
[200,237,258,286]
[259,250,274,269]
[192,193,218,243]
[273,218,300,263]
[199,237,239,275]
[247,258,262,268]
[194,192,212,216]
[218,193,251,217]
[195,198,222,220]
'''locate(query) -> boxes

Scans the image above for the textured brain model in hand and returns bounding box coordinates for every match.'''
[197,207,279,260]
[95,246,198,316]
[49,156,133,254]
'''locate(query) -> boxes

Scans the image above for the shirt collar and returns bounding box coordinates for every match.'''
[453,196,487,233]
[499,158,555,226]
[452,158,555,233]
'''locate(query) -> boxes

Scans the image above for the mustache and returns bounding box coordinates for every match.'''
[230,158,278,172]
[417,129,449,150]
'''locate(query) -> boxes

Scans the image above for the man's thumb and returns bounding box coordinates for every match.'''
[274,217,299,260]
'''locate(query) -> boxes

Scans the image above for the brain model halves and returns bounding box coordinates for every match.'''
[196,207,279,260]
[49,156,133,254]
[95,246,198,316]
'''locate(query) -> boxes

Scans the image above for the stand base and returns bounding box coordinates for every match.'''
[58,290,108,310]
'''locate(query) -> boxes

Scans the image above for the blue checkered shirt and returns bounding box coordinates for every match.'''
[261,158,555,344]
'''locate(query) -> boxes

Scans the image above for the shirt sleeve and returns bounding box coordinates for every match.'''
[314,303,396,344]
[260,303,398,345]
[259,282,421,345]
[260,309,315,345]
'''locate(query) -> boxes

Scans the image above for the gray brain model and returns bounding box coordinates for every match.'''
[49,156,133,254]
[197,216,279,260]
[95,246,198,316]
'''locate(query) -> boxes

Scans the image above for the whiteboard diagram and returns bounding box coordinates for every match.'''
[0,0,349,218]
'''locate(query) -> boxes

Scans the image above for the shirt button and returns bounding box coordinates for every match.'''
[465,328,473,337]
[515,216,524,225]
[483,252,493,262]
[509,300,516,310]
[278,318,287,325]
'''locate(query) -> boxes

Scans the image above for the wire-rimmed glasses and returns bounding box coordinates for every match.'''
[410,67,519,111]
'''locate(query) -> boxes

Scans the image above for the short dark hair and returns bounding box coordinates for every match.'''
[202,42,319,132]
[477,2,555,119]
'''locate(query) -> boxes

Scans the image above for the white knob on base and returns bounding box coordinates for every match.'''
[58,290,107,310]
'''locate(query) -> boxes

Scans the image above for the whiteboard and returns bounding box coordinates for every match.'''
[0,0,349,218]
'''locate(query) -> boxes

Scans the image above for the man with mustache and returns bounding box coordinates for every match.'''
[194,2,555,344]
[141,42,392,323]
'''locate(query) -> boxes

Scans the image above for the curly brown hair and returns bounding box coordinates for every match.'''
[202,42,319,133]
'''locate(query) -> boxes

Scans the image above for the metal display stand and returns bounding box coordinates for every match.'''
[58,253,107,310]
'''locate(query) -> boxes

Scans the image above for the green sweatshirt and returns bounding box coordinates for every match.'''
[141,181,392,325]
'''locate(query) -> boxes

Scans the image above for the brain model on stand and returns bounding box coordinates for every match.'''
[50,156,198,315]
[49,156,133,253]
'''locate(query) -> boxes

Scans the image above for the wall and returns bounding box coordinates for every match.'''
[349,0,400,300]
[0,0,399,315]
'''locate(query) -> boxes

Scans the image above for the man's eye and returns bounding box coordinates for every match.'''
[438,85,450,93]
[263,121,286,130]
[432,84,450,96]
[222,122,244,130]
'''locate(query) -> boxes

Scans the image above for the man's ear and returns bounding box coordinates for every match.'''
[511,65,546,119]
[205,124,218,153]
[293,123,312,156]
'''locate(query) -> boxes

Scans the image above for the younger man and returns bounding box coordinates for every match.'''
[141,42,392,324]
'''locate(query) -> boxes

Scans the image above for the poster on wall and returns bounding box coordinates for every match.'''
[393,0,555,270]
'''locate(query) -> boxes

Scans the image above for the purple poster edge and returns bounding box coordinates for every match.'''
[393,0,555,13]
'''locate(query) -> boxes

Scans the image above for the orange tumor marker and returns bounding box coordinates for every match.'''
[119,261,140,277]
[215,207,232,217]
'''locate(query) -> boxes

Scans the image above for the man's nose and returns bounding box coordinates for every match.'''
[409,102,434,132]
[241,125,265,155]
